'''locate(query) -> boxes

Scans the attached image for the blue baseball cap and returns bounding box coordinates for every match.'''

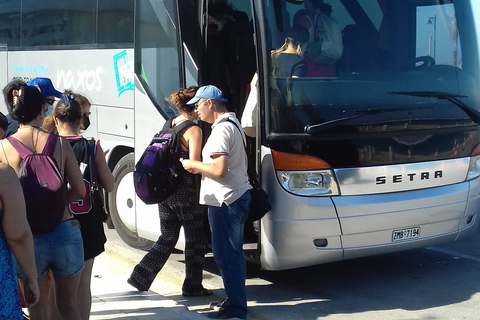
[187,85,227,105]
[28,77,62,98]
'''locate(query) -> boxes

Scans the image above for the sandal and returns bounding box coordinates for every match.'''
[182,288,214,297]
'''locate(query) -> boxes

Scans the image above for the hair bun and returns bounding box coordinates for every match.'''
[169,91,184,106]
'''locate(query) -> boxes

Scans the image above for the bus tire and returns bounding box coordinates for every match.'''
[108,152,153,251]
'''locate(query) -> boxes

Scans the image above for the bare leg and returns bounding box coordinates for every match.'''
[22,276,49,320]
[48,279,62,320]
[77,258,95,320]
[53,272,82,320]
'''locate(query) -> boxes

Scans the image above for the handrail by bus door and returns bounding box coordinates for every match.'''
[0,44,8,105]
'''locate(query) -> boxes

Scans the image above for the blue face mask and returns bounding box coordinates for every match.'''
[45,104,53,117]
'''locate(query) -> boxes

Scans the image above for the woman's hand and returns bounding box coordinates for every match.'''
[22,277,40,308]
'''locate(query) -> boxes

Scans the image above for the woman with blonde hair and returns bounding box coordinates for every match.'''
[128,86,212,297]
[271,25,310,78]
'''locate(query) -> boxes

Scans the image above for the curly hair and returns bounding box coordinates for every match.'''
[169,86,199,114]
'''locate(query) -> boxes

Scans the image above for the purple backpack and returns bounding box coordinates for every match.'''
[7,134,67,235]
[134,119,197,204]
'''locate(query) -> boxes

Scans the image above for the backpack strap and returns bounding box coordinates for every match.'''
[162,118,174,130]
[224,118,246,150]
[1,140,9,165]
[172,120,197,134]
[167,119,198,157]
[42,134,58,156]
[87,139,99,191]
[224,118,258,182]
[6,136,33,159]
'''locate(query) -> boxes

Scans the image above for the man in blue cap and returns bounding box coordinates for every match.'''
[4,77,62,137]
[28,77,62,117]
[181,85,251,319]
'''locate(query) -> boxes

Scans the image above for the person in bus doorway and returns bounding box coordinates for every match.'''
[181,85,251,320]
[128,87,213,297]
[43,91,114,320]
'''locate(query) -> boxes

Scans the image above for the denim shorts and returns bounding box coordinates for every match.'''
[16,219,85,279]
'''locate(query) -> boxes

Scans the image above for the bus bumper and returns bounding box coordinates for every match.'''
[259,179,480,271]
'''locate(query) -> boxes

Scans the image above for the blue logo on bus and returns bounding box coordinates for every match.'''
[113,50,134,97]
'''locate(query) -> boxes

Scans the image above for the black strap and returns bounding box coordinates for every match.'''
[313,13,321,41]
[225,119,246,150]
[172,120,198,134]
[162,118,199,157]
[224,119,259,184]
[87,139,98,193]
[162,118,173,130]
[164,118,198,134]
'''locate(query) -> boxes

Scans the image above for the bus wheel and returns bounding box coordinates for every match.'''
[108,152,153,250]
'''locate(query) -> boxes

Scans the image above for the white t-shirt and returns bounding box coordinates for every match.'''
[200,113,252,207]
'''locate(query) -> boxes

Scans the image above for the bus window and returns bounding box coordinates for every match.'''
[0,0,20,47]
[135,0,181,117]
[22,0,96,46]
[97,0,134,45]
[267,0,475,137]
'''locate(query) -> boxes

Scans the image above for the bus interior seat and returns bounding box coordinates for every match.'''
[338,24,379,75]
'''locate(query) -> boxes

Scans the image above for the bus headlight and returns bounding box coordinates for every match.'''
[276,170,340,196]
[466,155,480,181]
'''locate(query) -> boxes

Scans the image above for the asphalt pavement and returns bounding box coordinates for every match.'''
[90,249,210,320]
[92,225,480,320]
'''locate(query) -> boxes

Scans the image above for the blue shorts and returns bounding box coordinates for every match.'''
[16,219,85,279]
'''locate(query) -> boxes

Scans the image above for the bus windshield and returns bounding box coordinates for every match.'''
[264,0,480,135]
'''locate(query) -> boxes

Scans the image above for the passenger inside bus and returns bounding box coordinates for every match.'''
[271,25,310,78]
[294,0,343,77]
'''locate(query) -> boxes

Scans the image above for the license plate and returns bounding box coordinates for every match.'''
[392,227,420,242]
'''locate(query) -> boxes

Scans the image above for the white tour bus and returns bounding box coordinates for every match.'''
[1,0,480,271]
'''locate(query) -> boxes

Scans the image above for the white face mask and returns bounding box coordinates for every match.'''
[45,104,53,117]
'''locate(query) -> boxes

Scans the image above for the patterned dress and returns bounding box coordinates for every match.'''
[128,148,208,293]
[0,208,23,319]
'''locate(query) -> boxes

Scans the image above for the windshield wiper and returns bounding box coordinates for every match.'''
[389,91,480,124]
[304,106,426,134]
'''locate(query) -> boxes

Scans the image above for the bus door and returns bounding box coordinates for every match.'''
[201,0,259,248]
[202,0,257,117]
[132,0,186,246]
